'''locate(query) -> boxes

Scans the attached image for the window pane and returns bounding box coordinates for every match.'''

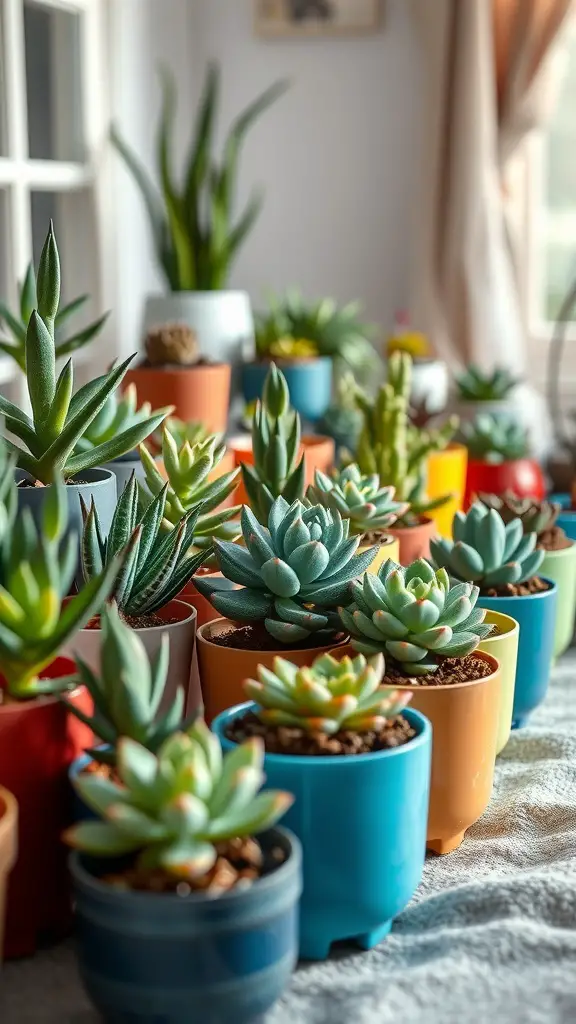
[0,4,7,156]
[31,190,101,328]
[24,0,84,161]
[0,190,9,302]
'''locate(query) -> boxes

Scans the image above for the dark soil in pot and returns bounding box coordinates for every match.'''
[481,576,550,598]
[209,623,347,652]
[17,477,90,488]
[381,653,493,688]
[83,611,180,630]
[537,526,572,551]
[360,529,393,547]
[226,710,415,756]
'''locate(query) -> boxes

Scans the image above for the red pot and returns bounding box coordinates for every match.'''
[464,458,546,508]
[0,658,93,959]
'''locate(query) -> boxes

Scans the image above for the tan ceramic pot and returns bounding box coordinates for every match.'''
[0,785,17,964]
[388,517,436,565]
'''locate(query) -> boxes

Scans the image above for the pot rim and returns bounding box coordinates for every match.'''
[226,432,334,453]
[68,825,301,906]
[478,576,557,603]
[358,534,395,549]
[243,356,333,368]
[146,289,250,301]
[539,539,576,557]
[478,609,519,640]
[15,466,115,487]
[78,599,197,634]
[197,617,344,656]
[388,516,434,534]
[328,645,501,693]
[126,362,230,375]
[0,681,83,716]
[212,702,431,768]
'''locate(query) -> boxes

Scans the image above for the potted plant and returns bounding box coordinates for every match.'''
[477,493,576,659]
[64,722,301,1023]
[431,503,557,728]
[0,223,167,547]
[386,310,449,416]
[61,474,207,713]
[452,365,521,425]
[0,786,17,964]
[353,352,458,563]
[460,414,545,505]
[0,447,121,958]
[212,650,431,959]
[194,497,376,722]
[317,370,363,457]
[111,65,288,377]
[306,464,405,570]
[338,558,500,854]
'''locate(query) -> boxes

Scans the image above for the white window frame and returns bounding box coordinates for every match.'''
[0,0,114,396]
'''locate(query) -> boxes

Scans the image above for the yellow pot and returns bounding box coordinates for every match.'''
[425,443,468,539]
[477,610,519,755]
[358,535,400,573]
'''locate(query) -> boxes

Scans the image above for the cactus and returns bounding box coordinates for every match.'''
[455,365,520,402]
[430,502,544,588]
[139,428,241,552]
[340,558,492,674]
[306,465,408,537]
[64,722,293,883]
[63,604,187,765]
[80,473,207,617]
[145,323,199,366]
[0,224,167,484]
[194,496,377,644]
[476,493,561,541]
[353,351,458,523]
[241,363,306,525]
[76,384,173,454]
[244,651,410,734]
[0,439,121,698]
[459,414,528,461]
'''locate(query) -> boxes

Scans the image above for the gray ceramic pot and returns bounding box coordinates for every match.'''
[100,451,145,497]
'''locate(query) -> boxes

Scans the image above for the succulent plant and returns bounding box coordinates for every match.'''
[145,323,199,367]
[386,311,431,359]
[430,502,544,588]
[64,722,293,881]
[306,465,408,537]
[139,428,241,551]
[194,497,377,644]
[340,558,492,674]
[476,493,561,541]
[459,414,528,462]
[0,260,108,372]
[63,604,187,766]
[81,472,207,617]
[354,351,458,523]
[75,384,173,455]
[455,365,520,402]
[111,65,288,291]
[152,416,211,452]
[0,439,121,699]
[317,371,363,452]
[244,651,410,734]
[241,362,306,525]
[0,224,167,485]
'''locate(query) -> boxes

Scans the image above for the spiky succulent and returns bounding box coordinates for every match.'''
[152,416,211,452]
[340,558,492,674]
[81,473,207,617]
[64,722,293,881]
[306,465,408,537]
[476,493,561,541]
[0,224,166,484]
[0,258,108,372]
[430,502,544,589]
[459,414,528,462]
[62,604,188,766]
[76,384,173,454]
[244,651,410,734]
[0,439,120,698]
[241,362,305,525]
[354,351,458,523]
[139,428,241,551]
[455,365,520,401]
[194,497,377,644]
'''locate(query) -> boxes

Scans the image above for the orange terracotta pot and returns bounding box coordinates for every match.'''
[228,434,335,505]
[123,362,231,434]
[329,646,501,855]
[388,517,437,565]
[197,617,347,723]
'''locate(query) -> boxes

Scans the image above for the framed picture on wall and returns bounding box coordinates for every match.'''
[255,0,381,37]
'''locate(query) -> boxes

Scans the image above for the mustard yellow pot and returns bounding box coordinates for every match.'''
[358,536,400,573]
[477,610,519,755]
[425,443,468,539]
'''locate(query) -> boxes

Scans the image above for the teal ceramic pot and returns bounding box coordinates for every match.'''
[212,703,431,961]
[540,542,576,656]
[242,358,332,423]
[478,579,557,728]
[69,828,301,1024]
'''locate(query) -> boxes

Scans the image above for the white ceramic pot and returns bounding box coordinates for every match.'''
[100,451,145,497]
[143,291,254,373]
[61,600,199,716]
[409,359,449,415]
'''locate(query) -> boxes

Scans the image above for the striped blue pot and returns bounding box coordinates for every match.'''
[69,827,301,1024]
[212,703,431,961]
[242,358,332,422]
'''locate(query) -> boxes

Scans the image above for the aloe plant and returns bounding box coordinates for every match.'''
[81,473,207,617]
[0,224,167,484]
[63,604,188,765]
[244,651,410,734]
[0,438,121,699]
[76,384,173,455]
[64,722,293,882]
[456,365,520,402]
[110,65,288,291]
[0,262,108,372]
[460,414,528,462]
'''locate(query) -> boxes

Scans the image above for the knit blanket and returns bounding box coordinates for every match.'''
[3,652,576,1024]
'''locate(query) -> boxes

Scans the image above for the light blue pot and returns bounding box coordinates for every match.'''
[212,703,431,961]
[478,579,557,729]
[549,493,576,543]
[242,358,332,423]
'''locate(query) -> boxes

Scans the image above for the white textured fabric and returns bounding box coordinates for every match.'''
[3,652,576,1023]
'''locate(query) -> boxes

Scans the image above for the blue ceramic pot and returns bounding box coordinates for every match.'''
[212,704,431,961]
[69,827,301,1024]
[549,493,576,543]
[242,358,332,422]
[478,579,557,729]
[69,752,108,822]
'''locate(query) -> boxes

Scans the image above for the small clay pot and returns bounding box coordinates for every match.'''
[123,363,231,434]
[388,517,436,565]
[227,434,335,504]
